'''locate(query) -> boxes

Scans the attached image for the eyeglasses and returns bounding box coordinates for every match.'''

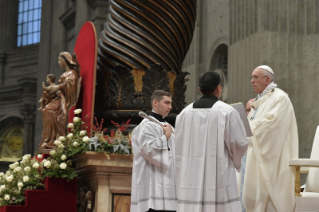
[250,76,267,81]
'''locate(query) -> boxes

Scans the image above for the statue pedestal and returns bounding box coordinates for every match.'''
[73,152,133,212]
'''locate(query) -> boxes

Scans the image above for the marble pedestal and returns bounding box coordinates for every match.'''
[73,152,133,212]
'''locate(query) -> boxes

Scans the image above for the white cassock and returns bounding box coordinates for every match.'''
[243,88,298,212]
[175,101,249,212]
[130,118,177,212]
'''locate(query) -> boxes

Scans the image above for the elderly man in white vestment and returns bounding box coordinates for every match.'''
[175,71,249,212]
[243,65,298,212]
[130,90,177,212]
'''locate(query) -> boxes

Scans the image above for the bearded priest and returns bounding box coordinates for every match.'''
[242,65,298,212]
[174,71,249,212]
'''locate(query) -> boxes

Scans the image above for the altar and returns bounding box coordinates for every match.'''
[73,152,133,212]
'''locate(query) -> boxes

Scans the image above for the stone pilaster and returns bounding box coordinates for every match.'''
[20,104,36,156]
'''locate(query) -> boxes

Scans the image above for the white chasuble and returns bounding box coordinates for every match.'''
[175,101,249,212]
[130,118,177,212]
[243,88,298,212]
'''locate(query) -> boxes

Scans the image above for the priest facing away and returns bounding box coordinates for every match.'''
[242,65,298,212]
[175,71,249,212]
[130,90,177,212]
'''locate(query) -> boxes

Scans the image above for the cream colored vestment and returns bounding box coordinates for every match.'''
[243,88,298,212]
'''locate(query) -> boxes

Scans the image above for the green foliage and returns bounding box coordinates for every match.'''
[0,108,132,207]
[0,155,43,206]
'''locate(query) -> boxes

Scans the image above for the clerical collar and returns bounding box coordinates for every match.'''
[201,94,218,100]
[150,111,166,123]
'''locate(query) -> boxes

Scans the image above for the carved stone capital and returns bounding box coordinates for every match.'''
[20,104,36,123]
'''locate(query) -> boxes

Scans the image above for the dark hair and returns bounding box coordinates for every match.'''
[47,74,56,83]
[151,90,171,105]
[198,71,221,94]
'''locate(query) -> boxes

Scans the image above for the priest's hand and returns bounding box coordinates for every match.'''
[162,124,172,140]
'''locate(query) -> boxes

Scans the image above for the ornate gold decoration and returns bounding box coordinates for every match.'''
[131,68,145,92]
[167,71,176,95]
[0,125,24,161]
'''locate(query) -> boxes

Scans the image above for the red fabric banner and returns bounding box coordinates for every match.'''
[68,22,97,136]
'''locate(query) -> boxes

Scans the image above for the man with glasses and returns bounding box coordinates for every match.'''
[175,71,249,212]
[242,65,298,212]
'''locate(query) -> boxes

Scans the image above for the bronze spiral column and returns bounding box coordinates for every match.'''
[95,0,197,128]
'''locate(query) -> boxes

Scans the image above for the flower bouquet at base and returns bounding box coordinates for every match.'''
[0,154,43,206]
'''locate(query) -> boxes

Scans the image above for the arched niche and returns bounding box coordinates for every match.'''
[209,44,228,102]
[0,117,24,162]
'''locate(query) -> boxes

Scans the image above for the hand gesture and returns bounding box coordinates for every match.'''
[162,124,172,140]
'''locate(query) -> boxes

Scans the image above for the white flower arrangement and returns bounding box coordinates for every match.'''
[73,117,81,123]
[49,150,56,156]
[74,109,82,114]
[22,176,29,183]
[23,167,30,173]
[0,155,43,206]
[82,136,89,143]
[54,140,62,145]
[58,136,66,141]
[44,161,51,168]
[59,163,67,170]
[32,162,39,169]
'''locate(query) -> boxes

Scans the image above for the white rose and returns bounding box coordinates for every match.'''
[74,109,82,114]
[44,161,51,168]
[50,150,56,155]
[80,130,87,136]
[73,117,80,122]
[0,173,4,177]
[72,142,78,147]
[82,136,89,143]
[58,144,65,149]
[32,162,39,169]
[67,133,73,138]
[41,159,47,165]
[67,123,74,129]
[54,140,62,145]
[59,163,67,169]
[9,164,16,169]
[4,194,10,201]
[14,167,22,172]
[37,154,43,159]
[23,176,29,182]
[22,155,31,161]
[59,136,66,142]
[17,182,23,188]
[6,175,13,182]
[0,185,5,191]
[24,166,31,172]
[61,155,67,161]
